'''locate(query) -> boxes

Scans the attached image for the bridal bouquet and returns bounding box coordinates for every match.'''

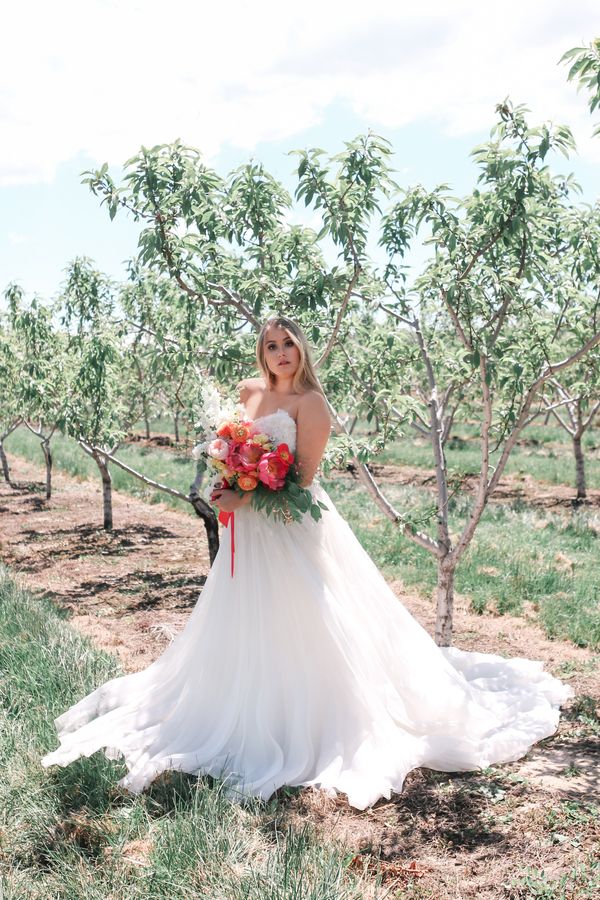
[192,382,326,524]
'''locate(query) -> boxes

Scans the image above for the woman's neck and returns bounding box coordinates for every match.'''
[270,376,297,395]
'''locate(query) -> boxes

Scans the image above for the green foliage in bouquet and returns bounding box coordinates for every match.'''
[247,467,328,524]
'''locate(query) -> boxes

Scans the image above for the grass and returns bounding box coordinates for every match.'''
[506,858,600,898]
[0,568,372,899]
[6,424,600,649]
[377,421,600,492]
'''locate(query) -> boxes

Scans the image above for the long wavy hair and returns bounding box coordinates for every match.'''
[256,316,323,394]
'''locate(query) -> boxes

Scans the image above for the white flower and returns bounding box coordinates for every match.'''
[191,442,206,460]
[195,378,237,436]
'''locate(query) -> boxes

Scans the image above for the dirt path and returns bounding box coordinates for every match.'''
[0,455,211,671]
[1,452,599,899]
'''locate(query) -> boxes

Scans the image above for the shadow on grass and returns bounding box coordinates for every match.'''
[13,523,182,574]
[6,479,47,495]
[66,571,206,610]
[386,770,510,854]
[268,768,514,860]
[36,762,210,869]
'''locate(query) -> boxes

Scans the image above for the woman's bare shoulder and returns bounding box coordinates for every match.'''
[297,390,331,421]
[237,377,266,401]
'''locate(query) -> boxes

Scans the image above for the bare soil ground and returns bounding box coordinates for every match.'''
[1,453,598,899]
[366,461,600,511]
[0,456,211,670]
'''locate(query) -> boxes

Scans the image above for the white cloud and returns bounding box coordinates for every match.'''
[7,232,30,245]
[1,0,598,185]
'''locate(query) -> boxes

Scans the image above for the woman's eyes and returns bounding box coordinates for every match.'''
[267,341,294,350]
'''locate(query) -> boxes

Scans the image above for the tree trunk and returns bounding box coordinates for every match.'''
[144,414,151,440]
[189,495,220,563]
[573,433,586,500]
[94,453,113,530]
[0,420,22,484]
[435,560,455,646]
[174,410,180,443]
[0,441,12,484]
[42,440,52,500]
[189,471,219,563]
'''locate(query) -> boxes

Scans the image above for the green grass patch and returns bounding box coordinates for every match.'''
[506,857,600,898]
[322,478,600,650]
[0,568,371,898]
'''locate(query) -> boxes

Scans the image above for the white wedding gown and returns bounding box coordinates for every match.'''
[42,409,572,810]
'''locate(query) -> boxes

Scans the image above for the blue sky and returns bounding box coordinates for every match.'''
[1,0,598,303]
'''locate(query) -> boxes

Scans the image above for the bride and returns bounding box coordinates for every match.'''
[42,316,572,810]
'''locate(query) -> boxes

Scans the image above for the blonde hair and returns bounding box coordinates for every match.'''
[256,316,323,394]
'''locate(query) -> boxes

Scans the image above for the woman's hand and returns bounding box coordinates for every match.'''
[210,487,251,513]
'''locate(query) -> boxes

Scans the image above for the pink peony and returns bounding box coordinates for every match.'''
[226,446,244,471]
[207,438,229,460]
[257,452,288,490]
[238,440,265,471]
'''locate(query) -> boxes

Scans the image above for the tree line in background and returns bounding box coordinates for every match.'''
[2,41,600,646]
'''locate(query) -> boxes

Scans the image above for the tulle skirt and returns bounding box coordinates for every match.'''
[42,483,572,810]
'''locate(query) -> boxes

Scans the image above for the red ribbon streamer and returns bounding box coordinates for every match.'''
[218,509,235,577]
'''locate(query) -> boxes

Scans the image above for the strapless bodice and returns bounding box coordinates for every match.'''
[251,408,297,453]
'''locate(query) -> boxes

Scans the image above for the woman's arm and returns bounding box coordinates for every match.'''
[295,391,332,487]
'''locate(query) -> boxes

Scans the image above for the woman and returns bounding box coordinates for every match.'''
[42,316,571,810]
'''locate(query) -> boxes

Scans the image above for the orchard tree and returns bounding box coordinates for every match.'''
[84,109,600,645]
[5,285,69,499]
[83,136,394,346]
[374,101,600,642]
[544,345,600,501]
[67,263,221,557]
[60,258,127,529]
[82,139,395,558]
[0,310,22,485]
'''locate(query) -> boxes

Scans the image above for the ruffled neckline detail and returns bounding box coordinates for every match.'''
[249,408,297,453]
[252,408,296,429]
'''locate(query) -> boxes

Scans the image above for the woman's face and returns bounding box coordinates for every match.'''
[262,325,301,381]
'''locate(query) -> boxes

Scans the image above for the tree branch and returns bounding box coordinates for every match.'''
[316,265,362,367]
[326,401,442,556]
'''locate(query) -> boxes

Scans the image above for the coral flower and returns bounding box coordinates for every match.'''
[275,443,294,465]
[238,473,259,491]
[216,422,232,438]
[207,438,230,460]
[230,422,252,442]
[257,453,288,490]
